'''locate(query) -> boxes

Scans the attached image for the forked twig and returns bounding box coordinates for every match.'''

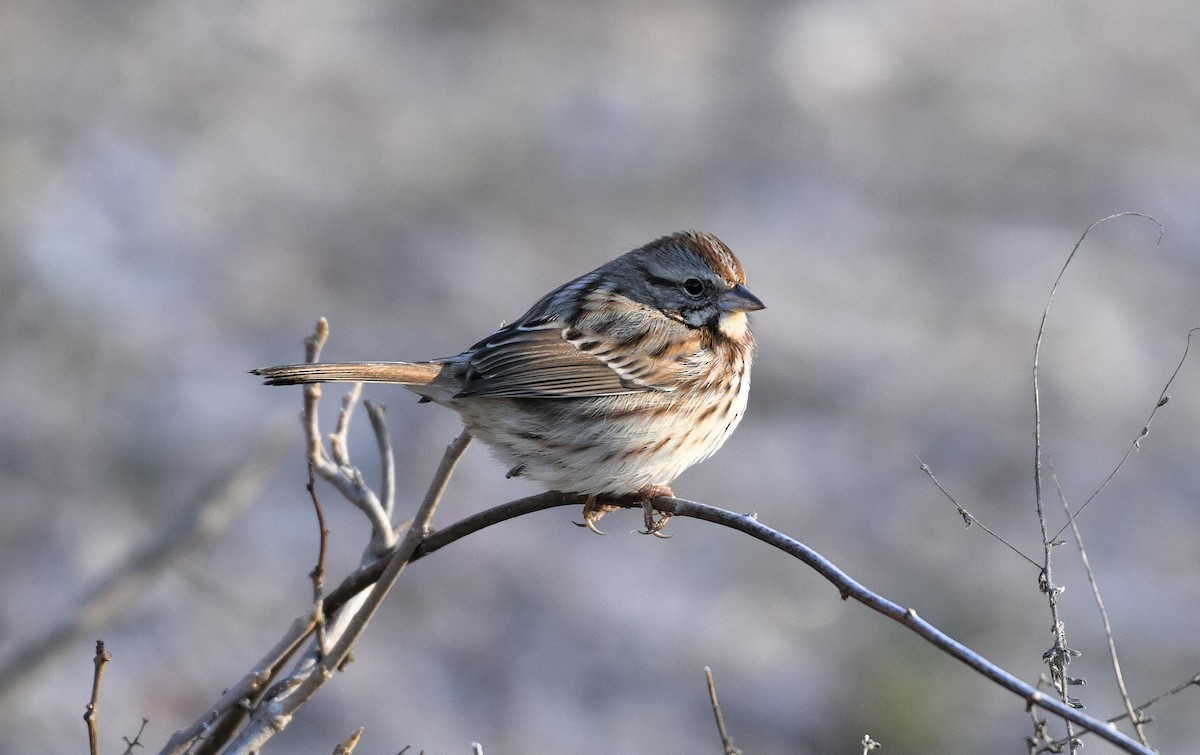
[301,319,395,554]
[225,431,472,753]
[121,717,149,755]
[1031,212,1162,748]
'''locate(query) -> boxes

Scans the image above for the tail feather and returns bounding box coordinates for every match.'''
[252,361,443,386]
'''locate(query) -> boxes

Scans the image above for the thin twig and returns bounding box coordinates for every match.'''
[331,383,362,469]
[1116,670,1200,720]
[366,400,396,520]
[307,384,393,553]
[308,464,331,657]
[1030,213,1161,749]
[1045,669,1200,752]
[1039,326,1197,750]
[917,456,1039,568]
[1051,466,1149,746]
[704,666,741,755]
[323,492,590,616]
[85,640,112,755]
[1051,326,1199,541]
[121,717,148,755]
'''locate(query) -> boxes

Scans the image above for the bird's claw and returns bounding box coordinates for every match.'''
[637,486,674,537]
[576,495,616,536]
[575,488,674,537]
[573,516,607,535]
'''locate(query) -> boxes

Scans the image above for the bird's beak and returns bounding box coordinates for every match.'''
[719,283,765,313]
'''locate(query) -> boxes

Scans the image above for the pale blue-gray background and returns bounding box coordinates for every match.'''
[3,1,1199,752]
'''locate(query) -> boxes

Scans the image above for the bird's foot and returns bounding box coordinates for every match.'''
[637,484,674,538]
[574,494,620,536]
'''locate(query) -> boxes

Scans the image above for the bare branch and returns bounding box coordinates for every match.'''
[1117,670,1200,720]
[299,321,395,555]
[365,400,397,520]
[1030,213,1162,750]
[307,465,331,657]
[315,494,1152,755]
[224,431,473,753]
[330,383,362,469]
[704,666,741,755]
[159,613,318,755]
[85,640,112,755]
[1032,210,1163,544]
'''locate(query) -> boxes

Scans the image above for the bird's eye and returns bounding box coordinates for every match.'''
[682,277,705,297]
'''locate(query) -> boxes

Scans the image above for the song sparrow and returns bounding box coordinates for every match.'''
[253,231,764,534]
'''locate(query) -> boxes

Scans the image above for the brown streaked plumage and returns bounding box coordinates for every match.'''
[253,231,764,533]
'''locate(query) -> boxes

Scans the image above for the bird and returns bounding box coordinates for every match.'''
[253,230,763,534]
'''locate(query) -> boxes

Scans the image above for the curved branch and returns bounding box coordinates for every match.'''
[318,494,1151,755]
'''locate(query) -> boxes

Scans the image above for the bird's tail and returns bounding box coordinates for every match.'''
[252,361,444,386]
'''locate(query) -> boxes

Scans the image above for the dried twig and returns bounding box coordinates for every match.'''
[366,400,396,520]
[85,640,112,755]
[161,615,318,754]
[704,666,741,755]
[301,319,395,555]
[1044,669,1200,752]
[1050,326,1199,540]
[225,431,472,753]
[1031,213,1162,750]
[121,717,149,755]
[917,456,1039,567]
[166,320,416,753]
[307,464,331,656]
[332,727,363,754]
[1052,467,1149,747]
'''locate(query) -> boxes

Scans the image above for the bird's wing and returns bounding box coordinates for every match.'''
[453,319,675,399]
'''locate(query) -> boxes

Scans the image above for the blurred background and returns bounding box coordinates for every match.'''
[2,1,1198,752]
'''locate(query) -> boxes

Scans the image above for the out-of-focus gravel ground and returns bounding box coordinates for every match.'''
[2,2,1198,753]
